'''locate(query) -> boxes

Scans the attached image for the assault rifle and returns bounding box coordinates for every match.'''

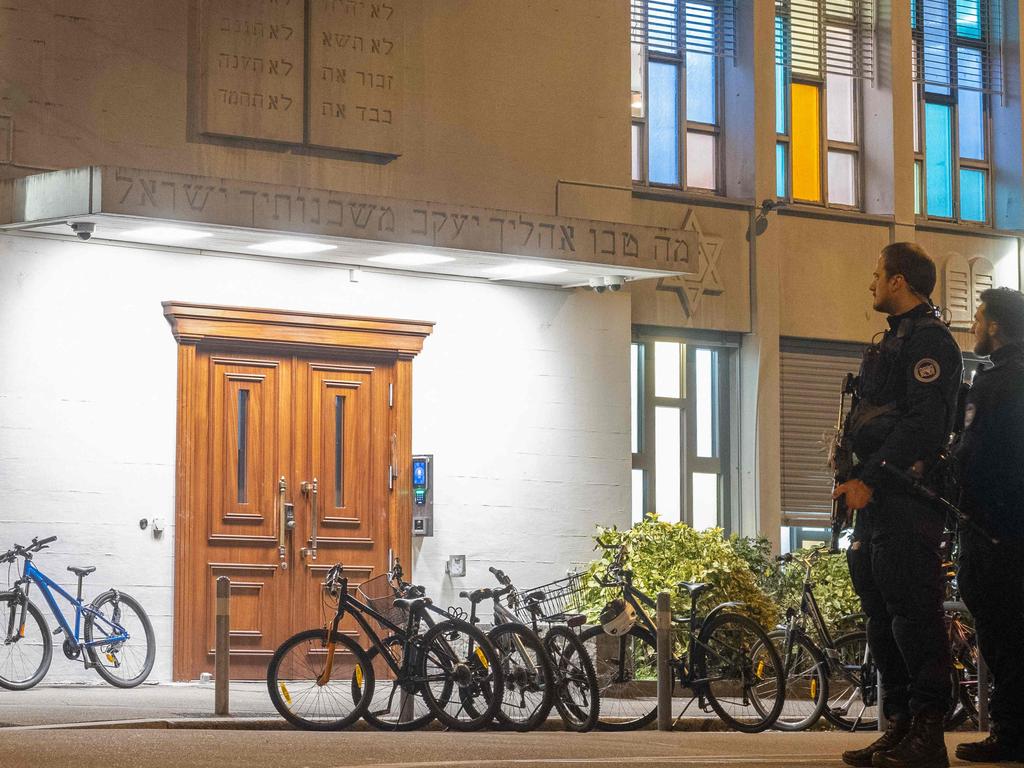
[828,373,859,552]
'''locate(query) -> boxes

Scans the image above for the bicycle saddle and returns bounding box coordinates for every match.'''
[524,590,546,604]
[676,580,711,597]
[458,588,494,604]
[393,596,431,611]
[67,566,96,577]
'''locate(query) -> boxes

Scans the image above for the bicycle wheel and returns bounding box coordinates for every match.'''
[359,635,436,731]
[0,593,52,690]
[754,629,828,731]
[822,631,878,731]
[417,619,503,731]
[696,611,785,733]
[267,628,374,730]
[83,590,155,688]
[488,622,555,731]
[545,625,599,732]
[579,624,660,731]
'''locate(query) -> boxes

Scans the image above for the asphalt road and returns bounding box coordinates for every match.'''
[0,729,998,768]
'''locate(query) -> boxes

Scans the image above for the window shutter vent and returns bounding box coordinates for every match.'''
[912,0,1002,94]
[631,0,736,59]
[943,253,972,325]
[970,257,995,314]
[775,0,876,80]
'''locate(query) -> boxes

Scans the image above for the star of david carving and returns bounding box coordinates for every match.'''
[655,209,724,319]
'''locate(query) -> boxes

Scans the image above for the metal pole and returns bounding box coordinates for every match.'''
[215,576,230,716]
[657,591,671,731]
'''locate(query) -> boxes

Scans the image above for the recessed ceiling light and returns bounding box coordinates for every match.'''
[484,263,568,279]
[120,226,213,243]
[367,252,456,266]
[248,239,337,254]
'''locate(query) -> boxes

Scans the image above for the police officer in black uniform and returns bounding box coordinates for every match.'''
[835,243,963,768]
[953,287,1024,763]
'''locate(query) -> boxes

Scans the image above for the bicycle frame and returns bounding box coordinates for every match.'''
[7,560,128,650]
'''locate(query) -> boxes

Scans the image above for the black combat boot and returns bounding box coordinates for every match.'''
[955,725,1024,763]
[872,710,948,768]
[841,715,911,767]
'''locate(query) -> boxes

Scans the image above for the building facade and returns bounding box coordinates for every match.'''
[0,0,1021,680]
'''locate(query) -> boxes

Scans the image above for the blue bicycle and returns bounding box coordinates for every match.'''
[0,536,155,689]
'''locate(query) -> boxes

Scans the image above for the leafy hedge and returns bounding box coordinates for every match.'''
[576,519,860,633]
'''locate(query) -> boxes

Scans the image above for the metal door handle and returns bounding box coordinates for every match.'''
[301,478,319,561]
[278,476,289,570]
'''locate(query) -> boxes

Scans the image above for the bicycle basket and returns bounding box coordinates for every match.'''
[356,573,407,634]
[510,572,585,623]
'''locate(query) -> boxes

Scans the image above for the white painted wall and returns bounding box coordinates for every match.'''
[0,234,632,682]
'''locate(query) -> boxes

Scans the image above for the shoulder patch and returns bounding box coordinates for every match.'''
[913,358,941,383]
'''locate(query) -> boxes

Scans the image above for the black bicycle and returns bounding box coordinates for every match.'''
[267,561,504,731]
[580,539,786,733]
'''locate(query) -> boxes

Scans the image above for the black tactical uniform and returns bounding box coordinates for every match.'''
[846,303,963,722]
[955,342,1024,744]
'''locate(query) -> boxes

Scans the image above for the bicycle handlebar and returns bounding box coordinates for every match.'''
[488,566,512,587]
[2,536,58,563]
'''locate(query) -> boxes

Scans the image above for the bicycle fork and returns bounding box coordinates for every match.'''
[4,586,28,644]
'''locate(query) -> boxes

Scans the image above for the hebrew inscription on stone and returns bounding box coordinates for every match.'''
[200,0,305,143]
[308,0,403,154]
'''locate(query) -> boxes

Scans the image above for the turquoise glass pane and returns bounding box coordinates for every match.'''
[925,103,953,218]
[686,51,715,124]
[960,169,986,222]
[776,143,787,198]
[958,48,985,160]
[649,62,680,185]
[648,0,679,53]
[775,65,787,134]
[774,16,787,66]
[911,0,917,28]
[923,3,951,95]
[957,0,982,39]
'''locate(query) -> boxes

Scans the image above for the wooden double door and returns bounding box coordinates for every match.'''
[166,303,431,680]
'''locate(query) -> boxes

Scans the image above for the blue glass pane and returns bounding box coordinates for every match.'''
[957,0,982,39]
[923,3,951,95]
[648,0,679,53]
[686,50,715,124]
[958,49,985,160]
[911,0,917,28]
[925,103,953,218]
[776,143,787,198]
[775,65,787,134]
[775,16,787,66]
[649,62,680,185]
[960,169,986,222]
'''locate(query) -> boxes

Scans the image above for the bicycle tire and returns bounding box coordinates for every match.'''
[696,611,785,733]
[417,619,503,731]
[579,624,660,731]
[359,635,436,731]
[544,625,599,732]
[488,622,555,731]
[83,590,156,688]
[755,629,828,731]
[267,628,374,730]
[822,631,878,731]
[0,592,52,690]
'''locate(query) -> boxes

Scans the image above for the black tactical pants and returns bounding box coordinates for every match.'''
[958,529,1024,733]
[847,494,950,718]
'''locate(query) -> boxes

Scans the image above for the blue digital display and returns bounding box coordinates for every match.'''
[413,459,427,486]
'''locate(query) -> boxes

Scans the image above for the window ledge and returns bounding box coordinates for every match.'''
[631,186,756,211]
[914,218,1023,239]
[777,204,894,226]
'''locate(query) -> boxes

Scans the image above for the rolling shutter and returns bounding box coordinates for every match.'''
[780,339,863,527]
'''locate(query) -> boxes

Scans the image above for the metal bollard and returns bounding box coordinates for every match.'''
[657,591,671,731]
[215,576,230,716]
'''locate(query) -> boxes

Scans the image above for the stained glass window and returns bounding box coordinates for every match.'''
[925,103,953,218]
[648,62,680,185]
[791,83,821,202]
[960,169,987,222]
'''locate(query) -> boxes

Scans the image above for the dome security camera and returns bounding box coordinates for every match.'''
[588,277,607,293]
[69,222,96,241]
[603,276,626,292]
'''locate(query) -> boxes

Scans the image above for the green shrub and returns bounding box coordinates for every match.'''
[577,519,778,631]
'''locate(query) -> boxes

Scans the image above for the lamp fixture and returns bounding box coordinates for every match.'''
[247,239,337,255]
[367,252,456,267]
[484,263,568,279]
[120,226,213,243]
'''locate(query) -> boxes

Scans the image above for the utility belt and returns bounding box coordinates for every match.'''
[848,400,901,462]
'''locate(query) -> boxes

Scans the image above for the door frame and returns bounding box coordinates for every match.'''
[163,302,433,681]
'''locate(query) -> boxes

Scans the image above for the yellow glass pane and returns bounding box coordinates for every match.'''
[791,83,821,202]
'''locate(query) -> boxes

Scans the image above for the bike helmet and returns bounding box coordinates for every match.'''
[599,597,637,637]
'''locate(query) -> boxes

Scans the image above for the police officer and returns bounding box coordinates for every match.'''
[953,287,1024,763]
[835,243,963,768]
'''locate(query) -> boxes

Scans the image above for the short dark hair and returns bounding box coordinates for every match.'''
[980,287,1024,343]
[881,242,937,298]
